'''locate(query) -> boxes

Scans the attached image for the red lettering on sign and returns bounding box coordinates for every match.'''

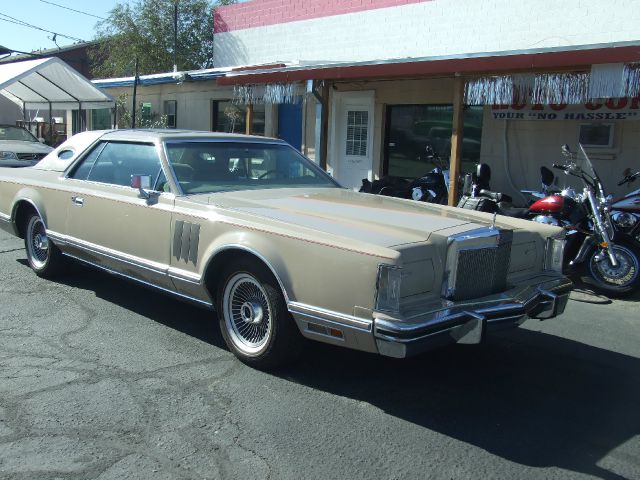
[492,104,508,110]
[511,102,526,110]
[630,97,639,109]
[585,102,602,110]
[550,103,567,111]
[531,104,544,111]
[605,98,628,110]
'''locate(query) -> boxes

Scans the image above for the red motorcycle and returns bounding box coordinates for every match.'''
[458,145,640,296]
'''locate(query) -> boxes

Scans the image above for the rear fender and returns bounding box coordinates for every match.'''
[10,188,48,236]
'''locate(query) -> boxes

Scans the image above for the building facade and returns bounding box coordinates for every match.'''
[213,0,640,199]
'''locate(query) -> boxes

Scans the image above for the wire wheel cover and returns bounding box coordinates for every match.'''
[27,218,49,268]
[223,273,272,354]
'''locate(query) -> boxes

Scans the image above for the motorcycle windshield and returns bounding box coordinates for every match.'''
[578,143,602,183]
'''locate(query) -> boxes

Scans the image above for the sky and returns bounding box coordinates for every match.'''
[0,0,130,54]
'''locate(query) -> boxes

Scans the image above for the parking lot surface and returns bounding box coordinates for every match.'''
[0,229,639,480]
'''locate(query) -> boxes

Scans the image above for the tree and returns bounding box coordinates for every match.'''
[114,94,168,129]
[90,0,236,78]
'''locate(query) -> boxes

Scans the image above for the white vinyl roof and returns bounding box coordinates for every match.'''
[0,57,114,110]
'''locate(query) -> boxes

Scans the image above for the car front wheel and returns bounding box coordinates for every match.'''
[216,259,301,370]
[24,213,65,278]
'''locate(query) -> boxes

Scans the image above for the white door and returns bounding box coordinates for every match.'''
[331,91,374,190]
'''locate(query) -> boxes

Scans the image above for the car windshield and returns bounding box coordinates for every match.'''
[165,141,339,194]
[0,126,38,142]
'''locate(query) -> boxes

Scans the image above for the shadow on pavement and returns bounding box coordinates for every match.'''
[26,259,639,480]
[280,330,639,480]
[570,273,640,303]
[22,259,226,350]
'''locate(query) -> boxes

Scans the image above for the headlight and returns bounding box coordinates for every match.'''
[544,234,566,273]
[375,265,402,313]
[0,151,18,160]
[611,211,637,229]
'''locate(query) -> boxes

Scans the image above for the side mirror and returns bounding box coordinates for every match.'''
[131,174,153,199]
[561,144,572,157]
[38,137,46,143]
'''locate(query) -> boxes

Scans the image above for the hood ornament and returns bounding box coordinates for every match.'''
[490,211,497,230]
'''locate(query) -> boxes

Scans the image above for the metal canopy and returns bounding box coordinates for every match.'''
[0,57,114,110]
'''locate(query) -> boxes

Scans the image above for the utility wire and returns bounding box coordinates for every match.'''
[38,0,107,20]
[0,13,86,43]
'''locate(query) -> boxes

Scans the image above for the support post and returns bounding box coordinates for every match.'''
[173,1,178,72]
[132,57,139,129]
[48,101,53,145]
[448,76,465,206]
[245,103,254,135]
[319,81,329,170]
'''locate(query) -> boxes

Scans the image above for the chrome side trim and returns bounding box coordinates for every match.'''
[287,301,372,330]
[167,267,201,284]
[62,251,213,308]
[49,231,204,286]
[0,212,10,222]
[48,231,170,277]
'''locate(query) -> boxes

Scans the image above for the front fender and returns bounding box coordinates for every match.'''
[200,229,294,303]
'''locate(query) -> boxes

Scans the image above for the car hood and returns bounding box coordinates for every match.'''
[0,140,53,153]
[192,187,528,248]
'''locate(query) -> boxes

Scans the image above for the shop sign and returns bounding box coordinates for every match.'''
[490,98,640,121]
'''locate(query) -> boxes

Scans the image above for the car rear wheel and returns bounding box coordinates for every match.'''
[24,213,65,278]
[216,258,302,370]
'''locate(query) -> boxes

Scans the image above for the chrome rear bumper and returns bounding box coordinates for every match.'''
[373,276,572,359]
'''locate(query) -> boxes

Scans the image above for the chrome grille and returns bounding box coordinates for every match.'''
[443,229,512,301]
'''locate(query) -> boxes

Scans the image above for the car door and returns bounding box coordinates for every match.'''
[63,140,175,290]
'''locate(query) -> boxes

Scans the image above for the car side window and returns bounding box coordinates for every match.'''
[69,142,107,180]
[72,142,162,187]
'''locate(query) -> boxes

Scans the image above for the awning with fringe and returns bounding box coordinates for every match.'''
[232,83,300,105]
[465,63,640,105]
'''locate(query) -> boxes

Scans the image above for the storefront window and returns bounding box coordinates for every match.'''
[91,108,112,130]
[579,123,614,147]
[164,100,177,128]
[384,104,484,177]
[211,100,265,136]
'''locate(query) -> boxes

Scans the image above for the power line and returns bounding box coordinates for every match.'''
[0,13,86,43]
[38,0,107,20]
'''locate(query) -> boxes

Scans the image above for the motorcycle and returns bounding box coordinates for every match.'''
[360,145,451,204]
[611,169,640,243]
[520,166,562,205]
[457,145,640,296]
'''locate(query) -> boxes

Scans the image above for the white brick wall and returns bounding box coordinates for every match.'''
[214,0,640,67]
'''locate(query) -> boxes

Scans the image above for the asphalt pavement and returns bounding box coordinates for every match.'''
[0,229,639,480]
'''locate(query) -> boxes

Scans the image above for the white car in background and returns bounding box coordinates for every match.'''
[0,125,53,168]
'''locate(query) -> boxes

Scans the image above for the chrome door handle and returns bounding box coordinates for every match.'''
[71,196,84,206]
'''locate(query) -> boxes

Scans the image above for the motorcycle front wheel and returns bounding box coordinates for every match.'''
[587,239,640,297]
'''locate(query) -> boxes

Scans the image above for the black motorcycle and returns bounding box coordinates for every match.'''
[360,145,451,204]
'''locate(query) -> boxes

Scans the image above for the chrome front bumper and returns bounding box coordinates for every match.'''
[373,275,572,359]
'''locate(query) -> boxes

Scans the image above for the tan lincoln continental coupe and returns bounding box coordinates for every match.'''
[0,129,572,368]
